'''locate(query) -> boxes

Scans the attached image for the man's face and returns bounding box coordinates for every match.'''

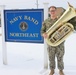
[49,7,57,17]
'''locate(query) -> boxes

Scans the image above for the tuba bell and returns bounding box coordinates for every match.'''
[46,2,76,46]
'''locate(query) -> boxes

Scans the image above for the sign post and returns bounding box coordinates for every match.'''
[44,2,49,69]
[39,2,49,75]
[0,5,7,65]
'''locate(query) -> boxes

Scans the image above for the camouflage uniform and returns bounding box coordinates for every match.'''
[41,17,76,70]
[41,17,65,70]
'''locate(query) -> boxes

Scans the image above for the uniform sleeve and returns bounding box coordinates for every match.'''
[68,17,76,31]
[41,22,46,35]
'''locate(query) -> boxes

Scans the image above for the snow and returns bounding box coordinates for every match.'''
[0,27,76,75]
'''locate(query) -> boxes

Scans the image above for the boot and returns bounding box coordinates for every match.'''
[59,70,64,75]
[49,69,54,75]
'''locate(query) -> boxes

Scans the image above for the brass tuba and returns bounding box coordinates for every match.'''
[46,2,76,46]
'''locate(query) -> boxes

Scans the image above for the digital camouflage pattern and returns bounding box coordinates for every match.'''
[41,16,76,70]
[41,17,65,70]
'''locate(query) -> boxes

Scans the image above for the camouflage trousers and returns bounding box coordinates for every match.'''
[47,42,65,70]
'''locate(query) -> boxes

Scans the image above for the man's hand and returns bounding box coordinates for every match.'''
[42,33,48,39]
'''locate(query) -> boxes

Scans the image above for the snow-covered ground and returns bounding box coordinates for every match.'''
[0,27,76,75]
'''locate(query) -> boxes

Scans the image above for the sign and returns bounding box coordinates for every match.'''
[4,9,44,43]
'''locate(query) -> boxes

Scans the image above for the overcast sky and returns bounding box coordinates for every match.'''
[0,0,76,9]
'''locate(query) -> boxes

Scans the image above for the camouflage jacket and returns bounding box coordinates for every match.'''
[41,17,76,47]
[41,17,58,35]
[41,17,76,35]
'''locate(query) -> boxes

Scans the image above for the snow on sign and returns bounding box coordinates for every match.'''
[4,9,44,43]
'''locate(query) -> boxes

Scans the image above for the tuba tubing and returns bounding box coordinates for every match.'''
[46,2,76,46]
